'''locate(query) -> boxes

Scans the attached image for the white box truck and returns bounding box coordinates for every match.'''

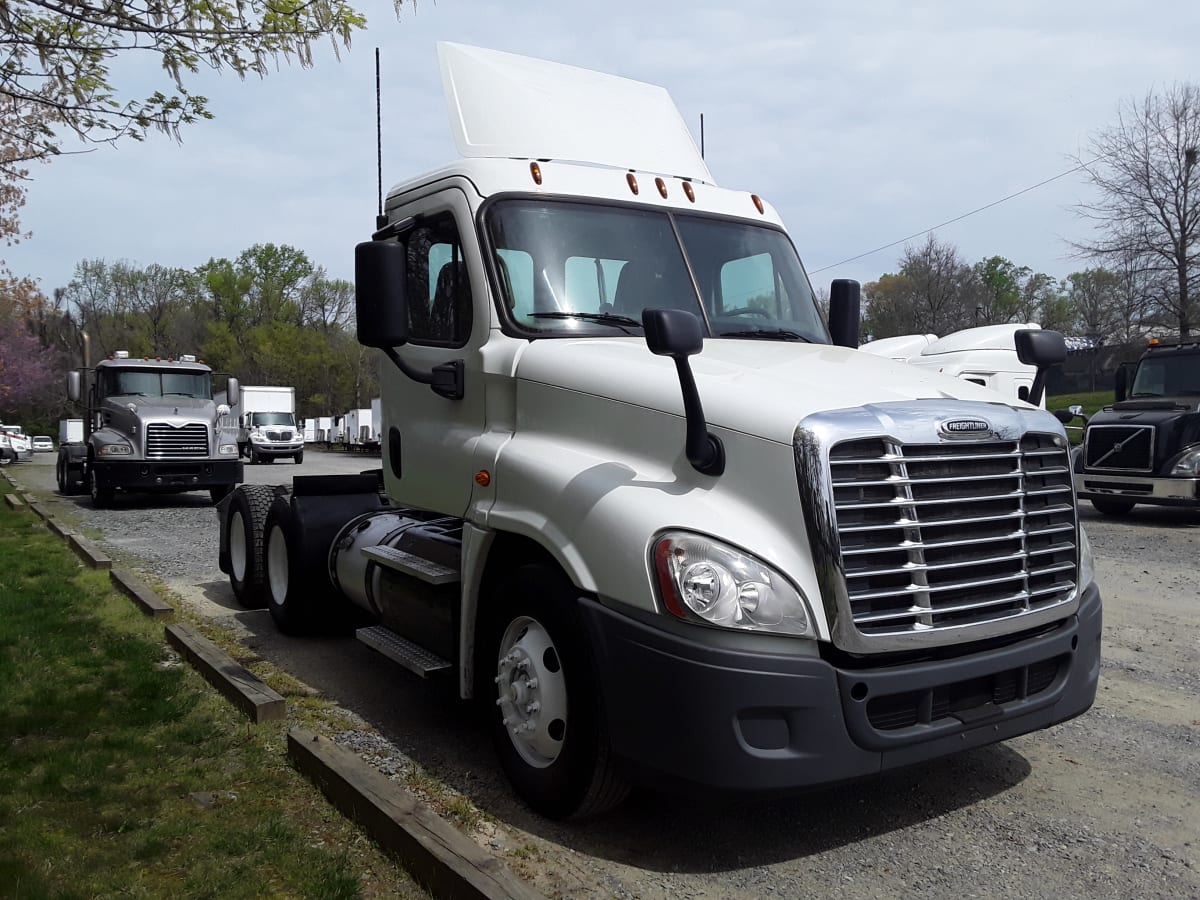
[59,418,84,445]
[342,407,373,449]
[217,44,1100,820]
[217,385,304,464]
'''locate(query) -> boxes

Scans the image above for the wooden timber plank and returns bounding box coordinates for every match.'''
[67,532,113,570]
[164,623,285,724]
[3,493,25,510]
[288,729,545,900]
[110,568,174,619]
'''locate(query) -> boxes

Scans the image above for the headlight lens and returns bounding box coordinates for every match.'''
[249,432,266,442]
[1168,445,1200,476]
[653,532,814,637]
[97,443,132,456]
[219,444,239,455]
[1077,525,1095,590]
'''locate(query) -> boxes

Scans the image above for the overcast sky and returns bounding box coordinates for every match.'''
[5,0,1198,299]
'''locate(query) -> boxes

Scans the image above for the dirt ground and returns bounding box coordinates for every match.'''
[11,452,1199,898]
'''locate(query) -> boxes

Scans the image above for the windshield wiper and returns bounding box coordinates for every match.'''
[164,392,196,397]
[1129,392,1162,398]
[718,328,812,342]
[528,311,643,333]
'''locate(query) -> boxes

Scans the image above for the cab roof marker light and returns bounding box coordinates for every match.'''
[655,177,668,198]
[529,161,543,185]
[751,194,765,214]
[626,172,639,195]
[682,181,696,202]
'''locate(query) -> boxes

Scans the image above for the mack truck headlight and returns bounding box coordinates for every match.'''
[97,442,132,456]
[653,532,815,637]
[218,443,239,455]
[1167,445,1200,476]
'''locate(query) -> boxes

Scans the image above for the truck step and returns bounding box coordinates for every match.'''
[356,626,451,678]
[361,545,460,586]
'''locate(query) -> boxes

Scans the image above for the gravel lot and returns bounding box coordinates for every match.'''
[11,450,1200,898]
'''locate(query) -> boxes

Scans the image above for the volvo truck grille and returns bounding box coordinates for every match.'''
[828,433,1077,639]
[1084,424,1154,471]
[146,423,210,458]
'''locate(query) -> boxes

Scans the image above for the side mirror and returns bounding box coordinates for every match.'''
[1069,404,1083,416]
[642,309,724,477]
[67,370,81,402]
[643,307,703,358]
[828,279,861,348]
[1015,329,1066,407]
[355,241,409,348]
[225,377,240,408]
[1115,365,1128,403]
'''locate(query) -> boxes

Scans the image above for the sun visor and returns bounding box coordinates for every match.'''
[437,42,714,183]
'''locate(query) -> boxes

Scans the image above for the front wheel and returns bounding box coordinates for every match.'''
[482,564,629,820]
[89,466,114,508]
[293,450,304,464]
[1091,497,1135,516]
[0,452,11,468]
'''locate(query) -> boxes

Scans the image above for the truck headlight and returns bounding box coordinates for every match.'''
[97,443,132,456]
[1077,525,1095,590]
[249,432,266,442]
[652,532,814,637]
[1167,445,1200,476]
[219,444,239,455]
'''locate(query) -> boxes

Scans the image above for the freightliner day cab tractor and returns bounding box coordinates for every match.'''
[1071,336,1200,515]
[59,351,243,507]
[217,44,1101,819]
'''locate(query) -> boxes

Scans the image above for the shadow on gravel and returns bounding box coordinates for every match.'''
[1078,504,1200,530]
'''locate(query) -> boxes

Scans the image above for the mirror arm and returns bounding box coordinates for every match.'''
[1028,370,1048,407]
[382,348,464,401]
[672,357,725,476]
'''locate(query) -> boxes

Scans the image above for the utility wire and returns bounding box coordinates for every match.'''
[809,157,1101,275]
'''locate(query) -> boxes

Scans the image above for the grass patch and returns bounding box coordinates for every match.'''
[0,485,427,899]
[1047,390,1111,419]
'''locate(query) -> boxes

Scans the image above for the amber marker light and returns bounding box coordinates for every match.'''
[682,181,696,202]
[475,470,492,487]
[751,194,765,214]
[530,161,543,185]
[627,172,639,195]
[1148,338,1160,345]
[655,177,668,198]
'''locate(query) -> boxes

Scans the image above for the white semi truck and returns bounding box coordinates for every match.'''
[217,44,1101,819]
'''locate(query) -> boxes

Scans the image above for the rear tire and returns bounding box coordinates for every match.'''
[1091,497,1135,516]
[227,485,274,608]
[481,564,629,820]
[264,496,323,633]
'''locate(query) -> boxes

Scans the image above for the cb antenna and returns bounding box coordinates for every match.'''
[376,47,386,231]
[700,112,705,159]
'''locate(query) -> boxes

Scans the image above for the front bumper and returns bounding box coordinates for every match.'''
[250,442,304,457]
[92,458,243,491]
[1075,472,1200,507]
[581,582,1101,793]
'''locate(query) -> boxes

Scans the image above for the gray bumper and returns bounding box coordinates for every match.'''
[1075,472,1200,506]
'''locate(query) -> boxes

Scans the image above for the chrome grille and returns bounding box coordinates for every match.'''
[1084,424,1154,471]
[829,433,1077,637]
[146,423,210,458]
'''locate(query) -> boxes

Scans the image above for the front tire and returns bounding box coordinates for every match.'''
[482,564,629,820]
[1091,497,1135,516]
[248,445,260,465]
[293,450,304,464]
[227,485,274,608]
[89,465,114,508]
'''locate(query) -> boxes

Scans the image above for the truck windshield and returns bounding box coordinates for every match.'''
[105,369,212,399]
[485,199,829,343]
[1130,352,1200,397]
[250,413,296,426]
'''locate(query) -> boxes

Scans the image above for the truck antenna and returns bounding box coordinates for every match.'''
[700,112,705,159]
[376,47,386,231]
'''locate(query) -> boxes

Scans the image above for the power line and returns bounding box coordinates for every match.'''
[809,157,1101,275]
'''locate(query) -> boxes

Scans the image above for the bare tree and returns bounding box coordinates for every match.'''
[1072,84,1200,336]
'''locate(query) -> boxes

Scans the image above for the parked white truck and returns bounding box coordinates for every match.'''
[59,351,243,506]
[59,418,84,446]
[217,44,1100,819]
[0,424,32,461]
[861,324,1044,405]
[341,407,374,450]
[217,385,304,464]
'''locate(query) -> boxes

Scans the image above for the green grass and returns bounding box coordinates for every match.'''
[1046,390,1112,419]
[0,485,426,899]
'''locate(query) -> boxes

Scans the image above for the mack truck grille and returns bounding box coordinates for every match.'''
[146,423,210,458]
[828,434,1077,637]
[1084,424,1155,471]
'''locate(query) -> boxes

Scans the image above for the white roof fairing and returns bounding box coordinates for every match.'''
[437,42,714,184]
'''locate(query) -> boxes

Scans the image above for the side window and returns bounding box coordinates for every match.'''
[405,214,472,346]
[718,253,783,317]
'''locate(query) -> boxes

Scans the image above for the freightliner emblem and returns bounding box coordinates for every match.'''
[939,418,993,439]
